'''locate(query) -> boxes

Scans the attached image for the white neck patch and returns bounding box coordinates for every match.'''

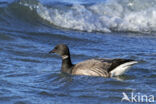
[62,55,69,60]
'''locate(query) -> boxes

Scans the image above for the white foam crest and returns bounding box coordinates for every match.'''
[24,0,156,33]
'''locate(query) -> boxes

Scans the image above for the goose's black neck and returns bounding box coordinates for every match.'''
[61,55,73,74]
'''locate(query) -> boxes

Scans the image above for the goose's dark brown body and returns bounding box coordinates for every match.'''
[49,44,138,77]
[72,59,111,77]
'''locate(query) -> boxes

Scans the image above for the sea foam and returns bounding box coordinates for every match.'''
[16,0,156,33]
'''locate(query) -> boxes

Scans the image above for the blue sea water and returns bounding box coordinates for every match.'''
[0,0,156,104]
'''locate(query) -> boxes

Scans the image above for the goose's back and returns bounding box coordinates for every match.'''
[72,59,112,77]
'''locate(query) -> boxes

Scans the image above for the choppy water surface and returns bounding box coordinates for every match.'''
[0,0,156,104]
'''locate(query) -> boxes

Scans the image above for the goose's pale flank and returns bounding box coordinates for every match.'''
[49,44,138,77]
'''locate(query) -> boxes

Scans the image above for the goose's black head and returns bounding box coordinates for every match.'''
[49,44,73,74]
[49,44,70,57]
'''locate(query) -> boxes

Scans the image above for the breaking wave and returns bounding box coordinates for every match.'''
[2,0,156,33]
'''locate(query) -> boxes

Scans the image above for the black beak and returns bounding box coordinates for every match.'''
[49,49,56,54]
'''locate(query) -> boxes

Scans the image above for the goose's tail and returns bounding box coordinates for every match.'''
[110,61,138,77]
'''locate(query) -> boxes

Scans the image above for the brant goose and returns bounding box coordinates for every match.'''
[49,44,138,77]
